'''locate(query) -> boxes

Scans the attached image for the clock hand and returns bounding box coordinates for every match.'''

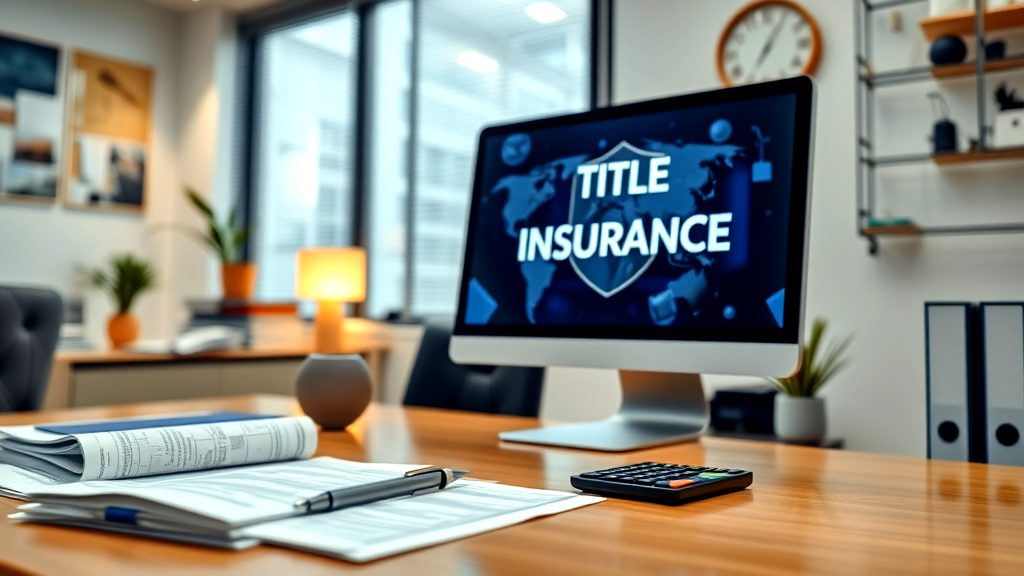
[753,13,788,71]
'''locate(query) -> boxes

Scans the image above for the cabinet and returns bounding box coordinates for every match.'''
[44,343,388,409]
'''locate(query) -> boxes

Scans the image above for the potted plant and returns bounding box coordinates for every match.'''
[184,187,254,300]
[88,254,156,348]
[770,318,852,443]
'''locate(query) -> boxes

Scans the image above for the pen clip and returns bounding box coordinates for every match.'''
[404,466,468,489]
[404,466,443,477]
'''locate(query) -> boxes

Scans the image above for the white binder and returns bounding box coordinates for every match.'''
[925,303,977,462]
[981,303,1024,466]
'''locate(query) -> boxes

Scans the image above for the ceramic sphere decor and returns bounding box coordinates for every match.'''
[929,35,968,65]
[295,354,372,430]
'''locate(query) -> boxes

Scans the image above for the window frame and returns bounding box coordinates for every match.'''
[236,0,613,318]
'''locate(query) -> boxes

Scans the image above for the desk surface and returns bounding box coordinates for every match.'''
[1,395,1023,575]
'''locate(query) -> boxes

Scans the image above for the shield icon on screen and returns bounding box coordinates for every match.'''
[568,141,665,298]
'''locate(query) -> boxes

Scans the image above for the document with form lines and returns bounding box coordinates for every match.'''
[10,457,603,562]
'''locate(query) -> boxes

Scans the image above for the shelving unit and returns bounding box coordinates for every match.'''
[932,56,1024,78]
[855,0,1024,255]
[920,3,1024,40]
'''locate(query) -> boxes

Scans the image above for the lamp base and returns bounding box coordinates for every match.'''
[315,300,345,353]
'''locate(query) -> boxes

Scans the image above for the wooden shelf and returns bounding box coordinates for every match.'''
[921,4,1024,41]
[933,147,1024,165]
[863,224,922,237]
[932,56,1024,79]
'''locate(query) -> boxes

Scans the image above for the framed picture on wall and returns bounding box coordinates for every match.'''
[0,31,64,204]
[64,49,153,214]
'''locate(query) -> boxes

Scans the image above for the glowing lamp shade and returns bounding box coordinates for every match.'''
[296,248,366,302]
[296,247,366,353]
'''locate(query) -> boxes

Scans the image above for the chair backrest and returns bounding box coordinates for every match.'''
[0,287,63,412]
[403,324,544,417]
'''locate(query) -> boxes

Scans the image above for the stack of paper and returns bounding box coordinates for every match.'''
[0,413,317,497]
[10,457,603,562]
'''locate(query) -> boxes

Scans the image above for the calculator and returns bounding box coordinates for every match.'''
[570,462,753,504]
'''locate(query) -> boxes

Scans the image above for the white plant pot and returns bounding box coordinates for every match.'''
[993,110,1024,149]
[775,395,826,443]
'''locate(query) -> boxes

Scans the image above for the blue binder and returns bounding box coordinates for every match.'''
[36,412,279,435]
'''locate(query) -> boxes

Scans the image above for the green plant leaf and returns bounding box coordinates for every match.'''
[89,254,156,314]
[769,317,853,398]
[208,223,230,262]
[185,187,215,223]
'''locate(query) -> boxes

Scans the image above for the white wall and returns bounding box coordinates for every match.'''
[615,0,1024,456]
[0,0,235,342]
[175,5,240,328]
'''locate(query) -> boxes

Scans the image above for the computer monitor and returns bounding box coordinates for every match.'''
[451,76,815,451]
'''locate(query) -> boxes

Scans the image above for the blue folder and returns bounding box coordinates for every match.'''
[36,412,281,435]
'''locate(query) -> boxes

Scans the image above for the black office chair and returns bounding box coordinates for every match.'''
[0,286,63,412]
[403,324,544,417]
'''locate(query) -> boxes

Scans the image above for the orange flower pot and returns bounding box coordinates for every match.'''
[222,263,257,300]
[107,313,140,349]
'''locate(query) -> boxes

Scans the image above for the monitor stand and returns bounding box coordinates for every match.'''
[499,371,708,452]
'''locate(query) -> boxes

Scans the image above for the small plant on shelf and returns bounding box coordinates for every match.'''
[183,186,255,300]
[87,254,156,348]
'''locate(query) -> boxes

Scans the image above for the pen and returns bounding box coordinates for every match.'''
[293,466,468,514]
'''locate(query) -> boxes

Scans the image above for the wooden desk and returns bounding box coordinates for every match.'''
[1,395,1023,575]
[44,342,389,410]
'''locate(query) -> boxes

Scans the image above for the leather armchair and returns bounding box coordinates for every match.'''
[0,287,63,412]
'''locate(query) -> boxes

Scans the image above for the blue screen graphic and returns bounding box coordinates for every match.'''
[463,94,798,330]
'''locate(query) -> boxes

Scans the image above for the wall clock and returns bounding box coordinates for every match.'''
[716,0,823,86]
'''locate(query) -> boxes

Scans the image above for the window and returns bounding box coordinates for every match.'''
[245,1,592,317]
[370,0,591,318]
[250,12,357,300]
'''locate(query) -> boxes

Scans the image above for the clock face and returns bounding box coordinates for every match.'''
[717,0,821,86]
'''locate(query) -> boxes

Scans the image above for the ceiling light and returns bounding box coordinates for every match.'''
[525,1,567,24]
[456,50,499,74]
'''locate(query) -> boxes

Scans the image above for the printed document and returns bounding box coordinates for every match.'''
[12,457,603,562]
[0,416,317,495]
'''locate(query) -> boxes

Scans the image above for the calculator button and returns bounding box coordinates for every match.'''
[656,479,696,488]
[726,469,745,475]
[619,477,638,483]
[635,478,656,485]
[580,472,603,478]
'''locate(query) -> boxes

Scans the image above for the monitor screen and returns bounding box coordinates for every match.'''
[455,77,813,345]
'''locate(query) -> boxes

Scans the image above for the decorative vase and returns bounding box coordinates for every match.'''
[295,354,372,430]
[107,313,140,349]
[775,395,826,443]
[929,35,968,65]
[986,40,1007,61]
[221,262,257,300]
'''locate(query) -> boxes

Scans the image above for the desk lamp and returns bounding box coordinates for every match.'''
[296,247,366,353]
